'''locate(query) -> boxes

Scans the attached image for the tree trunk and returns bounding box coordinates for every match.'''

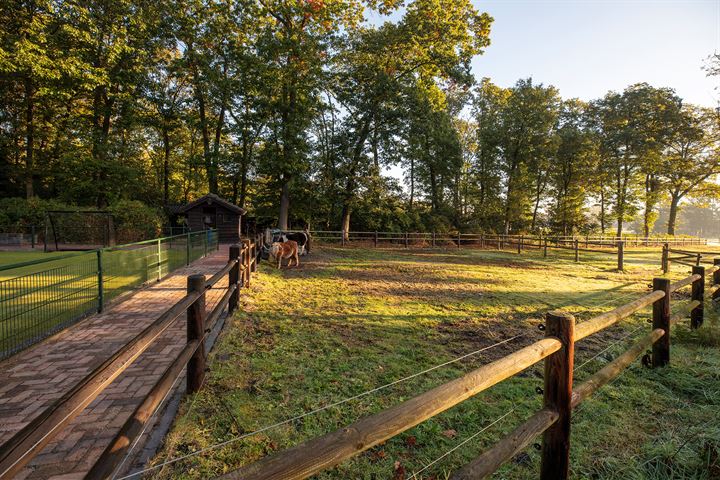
[24,77,34,199]
[599,187,606,234]
[278,177,290,230]
[409,157,414,209]
[162,125,170,205]
[667,193,681,235]
[340,204,350,240]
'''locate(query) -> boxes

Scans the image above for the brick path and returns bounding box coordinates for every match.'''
[0,245,233,479]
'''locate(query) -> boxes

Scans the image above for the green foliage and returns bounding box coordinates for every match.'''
[107,200,165,243]
[1,0,719,236]
[0,197,71,231]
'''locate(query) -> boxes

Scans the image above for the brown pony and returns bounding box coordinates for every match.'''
[270,240,299,269]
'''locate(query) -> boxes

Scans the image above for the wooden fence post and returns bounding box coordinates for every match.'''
[187,274,206,393]
[540,311,575,480]
[457,232,461,249]
[696,253,701,267]
[405,232,409,248]
[691,266,705,329]
[617,241,624,271]
[480,233,484,249]
[250,241,257,273]
[432,231,436,247]
[518,235,522,254]
[544,237,548,258]
[229,245,240,313]
[574,239,579,262]
[714,258,720,301]
[652,277,671,367]
[374,231,378,248]
[242,240,251,287]
[341,231,346,247]
[661,243,669,274]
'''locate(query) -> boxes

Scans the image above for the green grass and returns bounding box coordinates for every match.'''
[147,245,720,479]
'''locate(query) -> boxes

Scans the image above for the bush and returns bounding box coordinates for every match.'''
[108,200,165,243]
[0,197,71,232]
[0,197,165,244]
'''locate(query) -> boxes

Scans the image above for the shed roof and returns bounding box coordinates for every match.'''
[179,194,246,215]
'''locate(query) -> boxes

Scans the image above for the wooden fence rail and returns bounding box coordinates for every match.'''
[215,252,718,480]
[300,230,706,248]
[662,243,720,273]
[0,236,261,480]
[297,230,638,270]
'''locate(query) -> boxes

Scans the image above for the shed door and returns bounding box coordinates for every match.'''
[202,207,216,229]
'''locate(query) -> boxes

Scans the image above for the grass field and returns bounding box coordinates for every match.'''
[146,245,720,479]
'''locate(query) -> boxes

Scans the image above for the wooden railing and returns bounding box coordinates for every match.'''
[0,237,261,480]
[300,231,630,270]
[303,230,706,248]
[215,256,717,480]
[662,243,720,273]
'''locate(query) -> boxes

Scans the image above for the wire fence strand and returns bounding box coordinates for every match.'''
[116,333,528,479]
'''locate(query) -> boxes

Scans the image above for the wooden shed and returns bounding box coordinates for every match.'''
[179,194,246,243]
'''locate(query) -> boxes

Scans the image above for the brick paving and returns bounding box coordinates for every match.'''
[0,245,233,479]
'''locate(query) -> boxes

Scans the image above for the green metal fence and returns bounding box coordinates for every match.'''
[0,229,218,360]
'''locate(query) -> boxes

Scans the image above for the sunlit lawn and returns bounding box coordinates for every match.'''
[149,245,720,479]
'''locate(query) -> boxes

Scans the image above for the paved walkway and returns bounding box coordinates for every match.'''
[0,246,233,479]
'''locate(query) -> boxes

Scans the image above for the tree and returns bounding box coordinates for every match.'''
[487,78,559,234]
[661,104,720,234]
[548,99,597,235]
[591,84,679,236]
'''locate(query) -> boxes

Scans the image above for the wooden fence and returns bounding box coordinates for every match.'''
[301,231,630,270]
[304,230,705,248]
[212,258,718,480]
[0,236,261,480]
[662,243,720,273]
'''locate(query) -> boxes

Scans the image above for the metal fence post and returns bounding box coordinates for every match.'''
[186,232,191,266]
[157,238,162,281]
[540,311,575,480]
[96,250,104,313]
[617,241,624,271]
[229,245,240,313]
[652,277,671,367]
[187,274,206,394]
[691,266,705,329]
[661,243,669,274]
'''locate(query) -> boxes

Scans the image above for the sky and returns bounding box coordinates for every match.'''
[472,0,720,107]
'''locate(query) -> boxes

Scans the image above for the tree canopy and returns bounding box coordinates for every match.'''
[1,0,718,236]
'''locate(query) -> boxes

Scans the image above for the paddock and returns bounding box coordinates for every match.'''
[138,245,720,480]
